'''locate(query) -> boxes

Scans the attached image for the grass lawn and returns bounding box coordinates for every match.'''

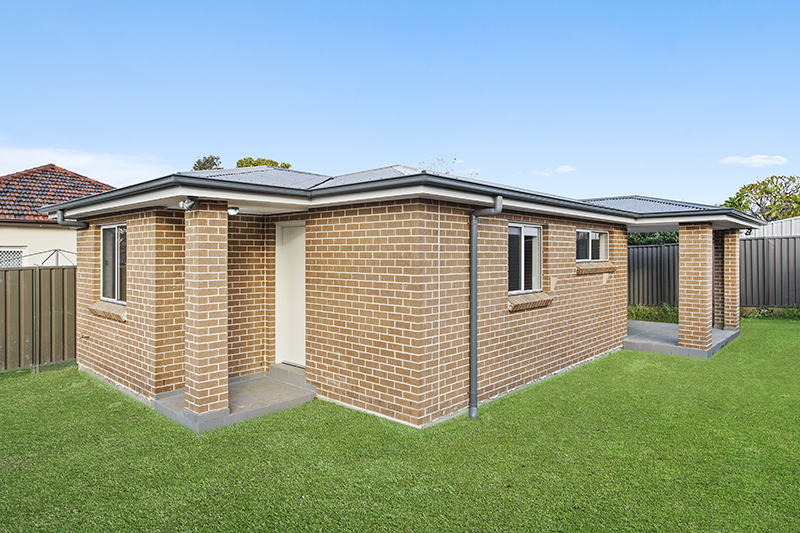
[1,320,798,532]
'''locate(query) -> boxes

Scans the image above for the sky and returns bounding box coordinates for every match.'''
[1,0,798,205]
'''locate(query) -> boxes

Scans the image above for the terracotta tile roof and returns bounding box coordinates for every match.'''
[0,164,114,222]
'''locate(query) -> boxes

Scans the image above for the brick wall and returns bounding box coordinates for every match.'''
[277,199,628,427]
[77,199,628,427]
[75,209,185,399]
[228,215,270,377]
[679,223,713,350]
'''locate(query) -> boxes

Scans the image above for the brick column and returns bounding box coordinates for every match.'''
[679,223,713,350]
[723,230,740,330]
[712,232,724,327]
[184,201,229,419]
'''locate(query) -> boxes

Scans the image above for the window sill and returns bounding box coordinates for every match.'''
[508,292,553,312]
[89,300,127,323]
[576,261,616,275]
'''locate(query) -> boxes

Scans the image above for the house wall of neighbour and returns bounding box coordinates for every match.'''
[0,225,77,264]
[273,199,628,427]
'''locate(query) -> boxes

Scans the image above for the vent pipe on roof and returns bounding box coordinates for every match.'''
[469,195,503,420]
[56,210,88,230]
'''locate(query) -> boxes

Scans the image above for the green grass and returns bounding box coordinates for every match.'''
[1,321,798,532]
[628,303,680,323]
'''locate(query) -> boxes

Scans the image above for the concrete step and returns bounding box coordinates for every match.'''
[268,363,313,390]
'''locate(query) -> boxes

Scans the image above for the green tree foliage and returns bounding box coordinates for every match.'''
[192,154,223,170]
[722,175,800,221]
[628,232,679,246]
[236,157,292,169]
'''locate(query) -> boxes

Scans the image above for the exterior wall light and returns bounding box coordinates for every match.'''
[179,197,197,211]
[227,207,240,216]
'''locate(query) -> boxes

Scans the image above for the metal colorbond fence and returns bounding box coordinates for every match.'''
[0,266,76,371]
[628,243,679,306]
[628,237,800,308]
[740,237,800,308]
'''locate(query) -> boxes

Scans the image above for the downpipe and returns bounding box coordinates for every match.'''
[56,210,88,230]
[469,195,503,420]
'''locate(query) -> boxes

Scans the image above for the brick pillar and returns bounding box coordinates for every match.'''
[713,232,724,327]
[679,223,713,350]
[184,201,229,418]
[723,230,740,330]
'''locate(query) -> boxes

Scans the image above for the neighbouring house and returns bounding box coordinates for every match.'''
[0,164,114,266]
[40,165,761,431]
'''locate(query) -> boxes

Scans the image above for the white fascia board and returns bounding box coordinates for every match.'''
[629,213,761,231]
[309,185,636,225]
[59,185,311,218]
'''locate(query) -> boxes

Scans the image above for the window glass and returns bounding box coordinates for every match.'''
[508,226,521,292]
[102,227,117,300]
[577,230,609,261]
[117,226,127,302]
[102,224,126,303]
[577,230,590,260]
[509,224,542,293]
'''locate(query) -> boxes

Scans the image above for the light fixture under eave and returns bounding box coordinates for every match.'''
[179,197,197,211]
[227,207,240,216]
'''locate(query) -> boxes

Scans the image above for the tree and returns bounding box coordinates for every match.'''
[192,154,223,171]
[236,157,291,169]
[722,175,800,221]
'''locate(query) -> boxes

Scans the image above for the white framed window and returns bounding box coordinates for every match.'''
[577,229,608,261]
[508,223,542,293]
[101,224,127,303]
[0,247,25,267]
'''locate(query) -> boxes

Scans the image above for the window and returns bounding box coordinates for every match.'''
[0,248,24,267]
[508,224,542,293]
[577,229,608,261]
[102,224,127,303]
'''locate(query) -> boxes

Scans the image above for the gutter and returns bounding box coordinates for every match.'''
[56,210,88,230]
[469,195,503,420]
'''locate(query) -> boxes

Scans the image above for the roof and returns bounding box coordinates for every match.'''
[38,164,763,231]
[582,195,720,214]
[0,164,114,222]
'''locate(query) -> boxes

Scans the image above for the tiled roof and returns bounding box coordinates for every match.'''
[0,164,114,222]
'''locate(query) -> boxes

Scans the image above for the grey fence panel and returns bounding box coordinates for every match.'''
[628,244,679,306]
[0,266,77,371]
[740,237,800,308]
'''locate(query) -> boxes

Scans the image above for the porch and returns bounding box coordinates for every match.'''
[624,319,739,358]
[154,364,316,432]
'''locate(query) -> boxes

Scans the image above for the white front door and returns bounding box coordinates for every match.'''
[275,223,306,367]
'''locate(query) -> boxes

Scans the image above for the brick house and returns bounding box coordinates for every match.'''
[0,164,113,266]
[40,165,761,431]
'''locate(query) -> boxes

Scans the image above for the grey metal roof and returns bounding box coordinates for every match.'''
[317,165,422,188]
[178,166,332,190]
[37,164,763,230]
[582,195,722,214]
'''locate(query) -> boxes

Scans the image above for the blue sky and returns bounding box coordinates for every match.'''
[1,1,798,204]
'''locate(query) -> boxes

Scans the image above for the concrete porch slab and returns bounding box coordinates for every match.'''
[154,364,316,433]
[623,319,739,358]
